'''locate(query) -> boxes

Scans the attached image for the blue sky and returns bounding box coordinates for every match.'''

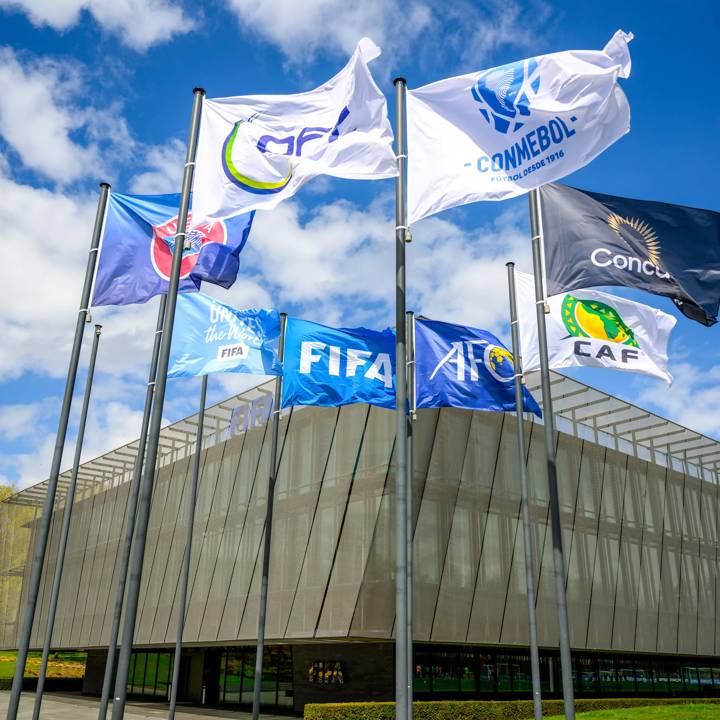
[0,0,718,489]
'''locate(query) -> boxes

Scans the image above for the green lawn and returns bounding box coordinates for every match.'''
[547,704,720,719]
[0,651,86,679]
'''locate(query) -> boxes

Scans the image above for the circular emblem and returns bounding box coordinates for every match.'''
[561,294,639,347]
[483,344,515,383]
[150,211,227,281]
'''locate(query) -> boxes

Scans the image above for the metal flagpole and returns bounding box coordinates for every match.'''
[6,182,109,720]
[506,263,542,720]
[111,87,205,720]
[251,313,287,720]
[405,311,415,720]
[529,187,575,720]
[97,294,166,720]
[393,76,409,720]
[31,325,102,720]
[168,374,207,720]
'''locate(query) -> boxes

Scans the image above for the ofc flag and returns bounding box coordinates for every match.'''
[414,318,541,416]
[539,183,720,326]
[192,38,397,223]
[281,318,396,409]
[515,271,676,383]
[167,293,282,378]
[406,30,632,223]
[92,192,254,307]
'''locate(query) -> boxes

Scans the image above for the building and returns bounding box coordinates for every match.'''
[2,371,720,712]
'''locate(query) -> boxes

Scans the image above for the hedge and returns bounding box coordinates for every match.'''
[305,697,720,720]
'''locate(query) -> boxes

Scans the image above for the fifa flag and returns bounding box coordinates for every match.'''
[167,293,282,379]
[515,272,676,383]
[92,192,254,307]
[414,318,541,417]
[193,38,397,223]
[406,31,632,223]
[281,318,395,409]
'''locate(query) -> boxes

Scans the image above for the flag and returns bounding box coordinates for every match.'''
[192,37,397,223]
[414,318,541,417]
[406,30,633,223]
[167,293,282,378]
[540,183,720,326]
[92,192,254,307]
[281,318,395,409]
[515,271,676,383]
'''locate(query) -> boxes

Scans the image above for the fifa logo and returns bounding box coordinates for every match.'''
[471,58,539,134]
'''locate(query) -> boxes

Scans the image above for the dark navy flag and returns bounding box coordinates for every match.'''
[92,192,254,307]
[281,318,396,409]
[414,318,541,417]
[540,183,720,326]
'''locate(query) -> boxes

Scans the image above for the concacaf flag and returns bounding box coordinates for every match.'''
[192,38,397,223]
[406,31,633,223]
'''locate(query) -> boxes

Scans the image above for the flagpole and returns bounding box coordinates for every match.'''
[168,374,207,720]
[251,313,287,720]
[111,87,205,720]
[506,263,543,720]
[393,76,409,720]
[405,310,415,720]
[97,294,166,720]
[31,324,102,720]
[529,187,575,720]
[5,182,109,720]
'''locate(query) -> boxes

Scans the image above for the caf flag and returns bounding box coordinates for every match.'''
[540,183,720,326]
[92,192,254,307]
[167,293,282,379]
[281,318,396,409]
[406,31,632,223]
[192,38,397,224]
[515,271,676,384]
[414,318,541,417]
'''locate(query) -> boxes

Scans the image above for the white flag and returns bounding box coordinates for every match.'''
[406,31,633,223]
[193,38,398,223]
[515,271,676,384]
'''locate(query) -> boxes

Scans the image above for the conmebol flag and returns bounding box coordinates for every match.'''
[92,192,254,307]
[281,318,396,409]
[406,30,632,223]
[540,183,720,326]
[414,318,541,417]
[515,271,676,384]
[167,293,281,379]
[192,37,397,223]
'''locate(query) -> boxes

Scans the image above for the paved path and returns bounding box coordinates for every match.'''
[0,692,290,719]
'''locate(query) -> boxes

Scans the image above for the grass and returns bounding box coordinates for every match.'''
[547,704,720,719]
[0,651,86,679]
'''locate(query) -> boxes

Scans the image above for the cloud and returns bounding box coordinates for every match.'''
[0,0,193,51]
[129,138,186,194]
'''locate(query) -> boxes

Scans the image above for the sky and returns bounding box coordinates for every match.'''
[0,0,718,490]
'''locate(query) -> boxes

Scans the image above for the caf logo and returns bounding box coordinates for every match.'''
[483,344,515,383]
[471,58,539,134]
[561,294,638,347]
[151,212,227,281]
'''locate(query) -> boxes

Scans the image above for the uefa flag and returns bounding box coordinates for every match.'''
[515,271,676,384]
[167,293,282,379]
[281,318,396,409]
[92,192,254,307]
[414,318,541,417]
[192,38,397,223]
[406,31,632,223]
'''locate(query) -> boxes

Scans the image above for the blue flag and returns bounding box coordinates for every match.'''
[92,192,254,307]
[167,293,282,379]
[281,318,396,409]
[414,318,541,417]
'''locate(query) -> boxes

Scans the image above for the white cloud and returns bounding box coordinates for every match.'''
[0,0,193,51]
[129,138,186,194]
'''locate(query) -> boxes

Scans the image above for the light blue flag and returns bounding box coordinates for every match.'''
[281,318,396,409]
[168,293,282,378]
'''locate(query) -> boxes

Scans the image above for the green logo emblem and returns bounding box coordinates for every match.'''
[561,294,639,348]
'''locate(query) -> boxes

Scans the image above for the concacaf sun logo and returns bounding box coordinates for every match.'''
[561,294,639,347]
[483,344,515,383]
[471,57,540,134]
[606,212,661,266]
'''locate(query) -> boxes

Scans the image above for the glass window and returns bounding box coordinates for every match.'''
[144,653,158,696]
[413,648,431,693]
[698,665,714,692]
[635,659,653,694]
[597,657,617,693]
[667,661,684,692]
[155,653,172,699]
[577,656,597,694]
[616,657,636,692]
[432,649,459,693]
[460,652,476,692]
[222,651,242,704]
[131,653,147,695]
[652,661,669,693]
[682,664,700,693]
[477,652,496,693]
[496,654,512,692]
[511,653,534,693]
[277,646,293,708]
